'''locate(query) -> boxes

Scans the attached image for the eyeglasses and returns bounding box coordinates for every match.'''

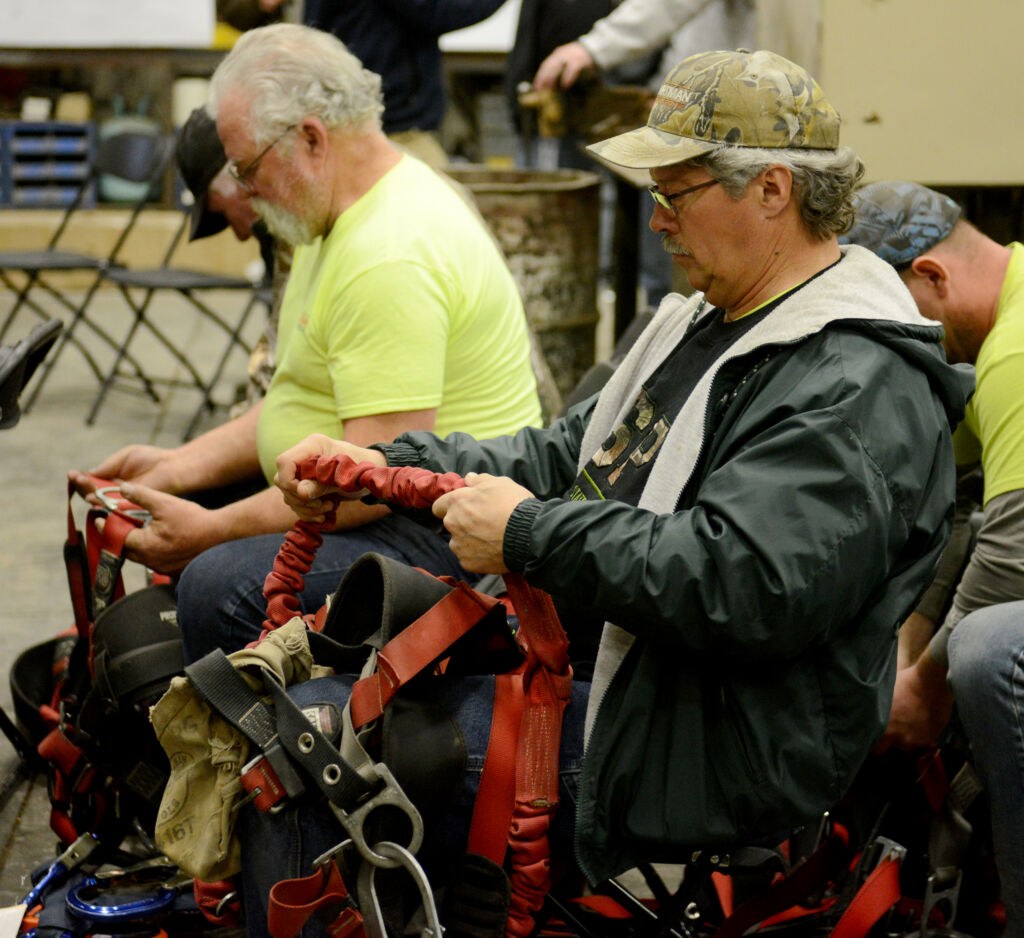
[647,178,718,214]
[228,123,298,194]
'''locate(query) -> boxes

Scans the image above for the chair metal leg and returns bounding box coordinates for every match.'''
[0,269,42,342]
[1,269,106,384]
[85,282,167,425]
[25,271,161,413]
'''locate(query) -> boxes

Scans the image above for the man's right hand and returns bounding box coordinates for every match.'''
[876,650,954,752]
[533,41,596,91]
[274,433,386,522]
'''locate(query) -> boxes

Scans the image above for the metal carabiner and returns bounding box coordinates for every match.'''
[355,841,443,938]
[330,763,424,869]
[92,484,151,523]
[65,875,177,924]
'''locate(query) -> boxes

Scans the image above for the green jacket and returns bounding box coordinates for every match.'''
[381,246,974,882]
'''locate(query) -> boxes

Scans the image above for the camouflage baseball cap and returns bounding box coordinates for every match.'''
[839,182,961,269]
[587,49,840,170]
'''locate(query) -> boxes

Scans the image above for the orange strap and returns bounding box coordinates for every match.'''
[829,855,902,938]
[267,861,366,938]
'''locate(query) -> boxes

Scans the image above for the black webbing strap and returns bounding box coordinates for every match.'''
[265,679,377,811]
[185,650,306,801]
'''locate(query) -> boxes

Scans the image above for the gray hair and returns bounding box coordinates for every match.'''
[688,144,865,239]
[208,23,384,143]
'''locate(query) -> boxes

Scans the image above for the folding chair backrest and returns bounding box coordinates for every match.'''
[92,131,174,186]
[89,131,176,266]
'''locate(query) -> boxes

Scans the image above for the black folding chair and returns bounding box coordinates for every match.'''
[1,131,177,409]
[84,208,268,440]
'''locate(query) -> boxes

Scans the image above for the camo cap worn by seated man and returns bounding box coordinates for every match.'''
[587,48,841,169]
[839,181,962,270]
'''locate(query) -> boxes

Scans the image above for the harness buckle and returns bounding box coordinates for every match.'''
[239,753,293,813]
[865,835,907,870]
[920,870,963,937]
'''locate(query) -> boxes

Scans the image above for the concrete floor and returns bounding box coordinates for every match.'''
[0,285,264,906]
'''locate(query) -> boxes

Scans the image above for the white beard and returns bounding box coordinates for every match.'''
[253,197,318,247]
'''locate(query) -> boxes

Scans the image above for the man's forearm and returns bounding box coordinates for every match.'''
[169,401,265,493]
[898,612,937,669]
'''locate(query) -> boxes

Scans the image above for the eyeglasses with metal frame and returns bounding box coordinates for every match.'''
[227,123,298,194]
[647,178,719,214]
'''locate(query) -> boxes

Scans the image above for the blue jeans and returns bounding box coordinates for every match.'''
[238,674,590,938]
[177,514,475,664]
[948,601,1024,938]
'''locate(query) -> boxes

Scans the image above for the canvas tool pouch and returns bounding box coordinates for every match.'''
[150,617,320,880]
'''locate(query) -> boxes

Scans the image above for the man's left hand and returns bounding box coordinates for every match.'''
[110,482,215,575]
[432,473,534,574]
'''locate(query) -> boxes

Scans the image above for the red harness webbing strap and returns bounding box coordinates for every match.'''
[64,477,153,638]
[466,669,526,863]
[37,726,98,845]
[348,583,504,728]
[713,832,850,938]
[267,861,366,938]
[193,879,243,927]
[501,575,572,938]
[64,485,93,640]
[239,757,291,813]
[916,749,949,818]
[828,855,902,938]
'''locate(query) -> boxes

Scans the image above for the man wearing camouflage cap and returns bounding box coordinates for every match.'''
[273,49,972,882]
[843,181,1024,932]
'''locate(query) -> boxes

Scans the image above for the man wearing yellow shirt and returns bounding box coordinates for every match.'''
[842,181,1024,933]
[68,24,542,658]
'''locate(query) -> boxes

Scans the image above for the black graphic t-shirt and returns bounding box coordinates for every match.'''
[565,300,779,507]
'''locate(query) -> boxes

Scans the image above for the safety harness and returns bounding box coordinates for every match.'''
[183,455,573,938]
[27,479,178,847]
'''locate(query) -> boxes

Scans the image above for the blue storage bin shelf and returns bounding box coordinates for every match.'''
[0,121,96,208]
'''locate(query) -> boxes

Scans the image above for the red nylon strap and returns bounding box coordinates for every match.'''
[916,749,948,818]
[65,477,151,636]
[194,879,242,927]
[65,484,92,638]
[467,669,526,862]
[348,583,503,728]
[570,895,634,920]
[829,856,902,938]
[37,726,87,777]
[502,576,572,938]
[714,832,849,938]
[268,861,366,938]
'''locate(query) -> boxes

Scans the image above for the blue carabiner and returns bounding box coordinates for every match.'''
[65,876,177,924]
